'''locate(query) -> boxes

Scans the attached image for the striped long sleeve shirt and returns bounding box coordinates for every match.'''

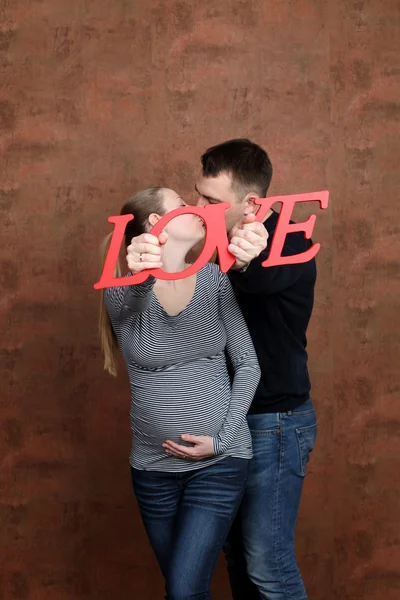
[104,263,261,472]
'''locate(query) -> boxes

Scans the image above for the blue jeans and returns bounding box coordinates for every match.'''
[131,457,250,600]
[223,398,317,600]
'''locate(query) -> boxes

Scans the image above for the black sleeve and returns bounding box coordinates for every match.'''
[228,234,312,295]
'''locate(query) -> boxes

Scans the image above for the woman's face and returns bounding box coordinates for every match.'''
[158,188,205,243]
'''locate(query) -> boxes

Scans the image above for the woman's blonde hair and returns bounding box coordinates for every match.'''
[99,187,165,376]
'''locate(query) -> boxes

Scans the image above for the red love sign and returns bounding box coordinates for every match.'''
[94,191,329,290]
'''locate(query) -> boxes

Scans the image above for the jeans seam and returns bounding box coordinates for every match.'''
[204,477,247,597]
[273,416,283,595]
[275,416,295,600]
[249,430,280,435]
[295,422,318,477]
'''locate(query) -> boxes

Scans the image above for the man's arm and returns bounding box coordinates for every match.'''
[229,250,309,295]
[228,216,313,295]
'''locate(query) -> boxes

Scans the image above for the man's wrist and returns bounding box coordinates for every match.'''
[237,262,250,273]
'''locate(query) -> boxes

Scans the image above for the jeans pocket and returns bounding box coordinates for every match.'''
[295,422,317,476]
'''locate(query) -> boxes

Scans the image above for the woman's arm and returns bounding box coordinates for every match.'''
[104,231,165,321]
[104,275,156,321]
[212,272,261,455]
[163,271,260,461]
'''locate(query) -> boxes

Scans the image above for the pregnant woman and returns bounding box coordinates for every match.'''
[99,186,260,600]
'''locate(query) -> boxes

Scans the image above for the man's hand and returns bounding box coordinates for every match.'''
[162,434,214,460]
[228,213,269,271]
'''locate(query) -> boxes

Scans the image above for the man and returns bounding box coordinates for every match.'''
[195,139,318,600]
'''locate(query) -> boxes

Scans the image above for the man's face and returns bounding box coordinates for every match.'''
[195,171,250,231]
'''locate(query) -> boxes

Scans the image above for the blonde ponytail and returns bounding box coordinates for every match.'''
[98,232,122,377]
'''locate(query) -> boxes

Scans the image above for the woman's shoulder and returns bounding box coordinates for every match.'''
[200,261,223,280]
[198,262,229,292]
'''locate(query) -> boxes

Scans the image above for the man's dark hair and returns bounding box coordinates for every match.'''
[201,138,273,198]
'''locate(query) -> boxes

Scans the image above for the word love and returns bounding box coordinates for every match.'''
[94,191,329,289]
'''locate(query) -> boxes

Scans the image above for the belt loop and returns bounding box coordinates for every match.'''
[287,410,292,416]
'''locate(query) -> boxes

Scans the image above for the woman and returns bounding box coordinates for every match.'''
[99,186,260,600]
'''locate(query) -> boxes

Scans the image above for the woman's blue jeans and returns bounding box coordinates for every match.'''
[131,456,249,600]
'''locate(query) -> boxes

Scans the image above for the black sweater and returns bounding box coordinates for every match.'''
[228,210,316,413]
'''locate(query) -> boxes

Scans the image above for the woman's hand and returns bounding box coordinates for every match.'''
[127,232,167,273]
[162,434,214,460]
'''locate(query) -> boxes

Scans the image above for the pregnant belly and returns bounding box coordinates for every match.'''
[129,366,231,445]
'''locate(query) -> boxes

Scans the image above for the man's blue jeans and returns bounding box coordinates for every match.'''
[223,398,318,600]
[131,457,249,600]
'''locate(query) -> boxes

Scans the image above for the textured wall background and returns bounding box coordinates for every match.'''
[1,1,399,599]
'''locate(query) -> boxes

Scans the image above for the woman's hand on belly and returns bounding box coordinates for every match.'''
[162,434,214,461]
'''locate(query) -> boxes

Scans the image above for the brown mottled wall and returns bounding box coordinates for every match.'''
[1,1,398,599]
